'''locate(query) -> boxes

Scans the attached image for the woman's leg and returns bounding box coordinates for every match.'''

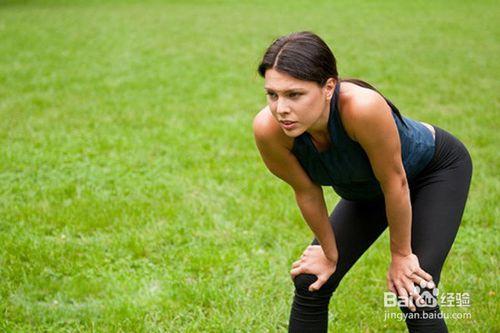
[288,127,472,332]
[402,126,473,332]
[288,197,388,333]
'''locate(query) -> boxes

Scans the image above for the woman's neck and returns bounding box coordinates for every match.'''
[307,99,332,150]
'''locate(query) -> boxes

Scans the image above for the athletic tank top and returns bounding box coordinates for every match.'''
[291,82,435,201]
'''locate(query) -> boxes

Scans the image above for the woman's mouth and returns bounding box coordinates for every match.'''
[280,121,297,130]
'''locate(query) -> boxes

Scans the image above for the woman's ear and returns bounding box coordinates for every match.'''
[324,78,336,100]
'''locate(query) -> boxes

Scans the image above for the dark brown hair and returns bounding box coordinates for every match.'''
[257,31,407,126]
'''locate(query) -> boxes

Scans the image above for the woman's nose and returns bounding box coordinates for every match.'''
[276,98,290,115]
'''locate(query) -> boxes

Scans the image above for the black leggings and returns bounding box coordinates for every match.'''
[289,126,473,333]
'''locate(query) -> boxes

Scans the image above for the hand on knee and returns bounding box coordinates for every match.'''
[293,273,336,296]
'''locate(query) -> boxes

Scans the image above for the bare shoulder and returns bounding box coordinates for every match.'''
[338,82,392,142]
[252,106,317,192]
[252,105,294,150]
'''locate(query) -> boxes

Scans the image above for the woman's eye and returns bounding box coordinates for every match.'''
[289,93,301,98]
[266,92,277,99]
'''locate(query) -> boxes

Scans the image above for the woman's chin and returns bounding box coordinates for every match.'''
[282,127,304,138]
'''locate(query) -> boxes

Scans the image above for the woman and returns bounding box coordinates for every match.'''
[253,31,473,332]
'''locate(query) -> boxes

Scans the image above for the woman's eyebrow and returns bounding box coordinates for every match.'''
[264,87,305,93]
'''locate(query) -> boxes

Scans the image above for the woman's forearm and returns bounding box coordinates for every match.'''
[294,187,338,262]
[383,181,413,257]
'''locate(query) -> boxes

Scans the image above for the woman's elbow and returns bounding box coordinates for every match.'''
[380,176,408,195]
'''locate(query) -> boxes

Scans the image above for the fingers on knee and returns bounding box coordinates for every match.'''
[400,284,441,313]
[292,273,317,293]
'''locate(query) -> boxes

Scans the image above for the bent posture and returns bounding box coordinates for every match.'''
[253,31,472,332]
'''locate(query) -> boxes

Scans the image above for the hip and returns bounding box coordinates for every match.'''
[410,125,473,185]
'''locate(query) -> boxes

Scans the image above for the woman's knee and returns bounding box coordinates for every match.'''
[398,282,442,314]
[293,273,338,296]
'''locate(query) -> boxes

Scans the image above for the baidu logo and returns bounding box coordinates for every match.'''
[414,284,439,308]
[384,280,439,308]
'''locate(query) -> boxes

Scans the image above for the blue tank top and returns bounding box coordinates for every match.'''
[291,82,435,201]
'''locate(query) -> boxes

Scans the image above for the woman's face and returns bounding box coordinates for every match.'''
[264,68,334,137]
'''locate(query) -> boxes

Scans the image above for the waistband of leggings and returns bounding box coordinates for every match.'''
[418,125,470,175]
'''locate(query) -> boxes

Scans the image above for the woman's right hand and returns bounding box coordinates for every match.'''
[290,245,338,292]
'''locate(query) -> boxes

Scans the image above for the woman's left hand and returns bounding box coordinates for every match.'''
[387,253,435,311]
[290,245,337,292]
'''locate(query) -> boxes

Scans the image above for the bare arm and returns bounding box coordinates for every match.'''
[344,91,433,307]
[345,95,412,257]
[294,186,338,262]
[253,109,338,262]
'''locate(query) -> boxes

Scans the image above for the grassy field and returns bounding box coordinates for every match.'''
[0,0,498,331]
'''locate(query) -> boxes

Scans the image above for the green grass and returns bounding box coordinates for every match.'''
[0,0,498,331]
